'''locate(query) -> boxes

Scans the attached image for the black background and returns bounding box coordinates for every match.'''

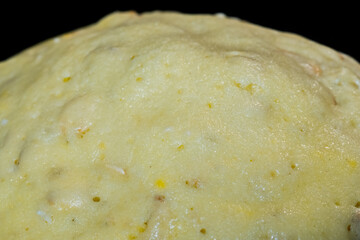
[0,2,358,62]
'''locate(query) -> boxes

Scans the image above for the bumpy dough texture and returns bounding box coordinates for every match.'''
[1,11,360,240]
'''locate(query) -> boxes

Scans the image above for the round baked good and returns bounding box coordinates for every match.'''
[1,11,360,240]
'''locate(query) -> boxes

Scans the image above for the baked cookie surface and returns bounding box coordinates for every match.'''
[1,11,360,239]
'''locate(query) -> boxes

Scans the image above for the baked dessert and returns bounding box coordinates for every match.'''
[0,11,359,239]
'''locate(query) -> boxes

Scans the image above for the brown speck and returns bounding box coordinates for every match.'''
[47,193,55,206]
[177,144,184,150]
[76,127,90,138]
[339,53,345,61]
[72,218,75,222]
[185,179,201,189]
[355,202,360,208]
[25,227,29,231]
[270,171,277,177]
[311,64,322,77]
[130,55,136,60]
[335,201,341,206]
[193,179,200,188]
[244,83,258,95]
[234,81,241,88]
[48,167,63,180]
[154,195,165,202]
[14,159,20,166]
[200,228,206,234]
[301,63,322,77]
[190,207,194,211]
[139,221,149,232]
[93,196,101,202]
[63,77,71,82]
[347,224,351,231]
[62,32,75,39]
[291,164,296,169]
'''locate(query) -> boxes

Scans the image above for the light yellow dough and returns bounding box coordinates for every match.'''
[1,11,360,240]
